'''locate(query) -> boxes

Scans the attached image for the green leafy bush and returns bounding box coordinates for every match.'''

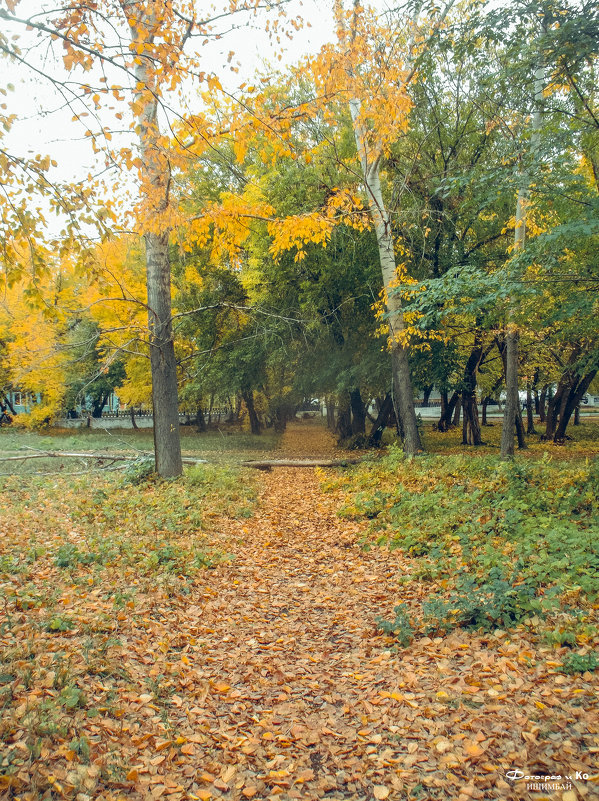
[330,451,599,639]
[559,651,599,674]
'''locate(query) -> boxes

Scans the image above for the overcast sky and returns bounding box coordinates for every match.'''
[5,0,338,184]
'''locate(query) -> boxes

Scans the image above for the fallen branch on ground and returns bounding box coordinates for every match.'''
[0,452,362,469]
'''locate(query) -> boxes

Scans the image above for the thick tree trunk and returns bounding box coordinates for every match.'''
[350,388,366,435]
[131,11,182,478]
[368,392,393,446]
[574,403,580,426]
[242,389,261,435]
[336,394,353,440]
[92,391,109,418]
[146,231,183,477]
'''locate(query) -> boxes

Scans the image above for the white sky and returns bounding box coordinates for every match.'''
[5,0,338,185]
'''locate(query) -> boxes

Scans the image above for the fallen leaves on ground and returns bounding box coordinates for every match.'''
[0,422,597,800]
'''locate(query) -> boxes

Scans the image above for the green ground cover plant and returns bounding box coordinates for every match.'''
[324,443,599,645]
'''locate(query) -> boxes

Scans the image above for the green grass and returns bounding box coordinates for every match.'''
[0,425,281,475]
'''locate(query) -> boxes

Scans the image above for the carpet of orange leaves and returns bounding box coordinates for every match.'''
[0,421,597,801]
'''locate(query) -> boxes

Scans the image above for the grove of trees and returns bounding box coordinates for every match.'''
[1,0,598,474]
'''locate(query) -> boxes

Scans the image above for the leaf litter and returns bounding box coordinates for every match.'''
[0,422,597,801]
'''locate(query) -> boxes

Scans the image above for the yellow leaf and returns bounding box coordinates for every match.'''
[464,742,484,758]
[374,786,390,800]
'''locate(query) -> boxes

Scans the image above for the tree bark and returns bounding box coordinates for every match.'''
[368,392,393,446]
[130,407,138,430]
[461,339,484,446]
[196,404,206,433]
[551,370,597,441]
[501,47,544,457]
[146,231,183,476]
[421,385,433,407]
[1,391,16,415]
[452,397,462,427]
[325,396,336,430]
[350,388,366,434]
[539,383,548,423]
[437,391,459,431]
[574,403,580,426]
[336,394,353,440]
[129,5,182,478]
[344,12,422,454]
[242,389,261,435]
[526,382,536,434]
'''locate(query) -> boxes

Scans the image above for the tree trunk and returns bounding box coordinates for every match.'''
[130,407,138,430]
[526,382,536,434]
[539,383,548,423]
[501,49,544,458]
[242,389,261,435]
[422,384,433,408]
[574,403,580,425]
[146,231,183,477]
[461,340,484,446]
[350,388,366,435]
[196,404,206,433]
[1,391,16,415]
[481,398,489,426]
[437,391,459,432]
[347,92,421,453]
[452,397,462,427]
[368,392,393,446]
[552,370,597,441]
[130,10,182,478]
[92,391,109,418]
[336,394,353,440]
[515,406,527,449]
[325,396,336,430]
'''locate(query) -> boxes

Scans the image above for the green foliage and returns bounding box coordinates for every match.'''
[59,686,86,709]
[559,652,599,675]
[421,568,539,633]
[330,449,599,639]
[46,616,75,632]
[122,456,155,485]
[376,604,414,646]
[55,544,104,568]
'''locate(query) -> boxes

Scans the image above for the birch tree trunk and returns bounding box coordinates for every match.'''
[127,3,183,477]
[501,51,545,457]
[348,97,422,454]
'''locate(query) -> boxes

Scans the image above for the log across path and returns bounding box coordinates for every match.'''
[111,421,594,800]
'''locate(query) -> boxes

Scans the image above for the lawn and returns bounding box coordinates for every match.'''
[0,425,282,476]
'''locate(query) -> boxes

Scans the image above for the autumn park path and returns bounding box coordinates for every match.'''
[5,421,595,801]
[121,421,595,801]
